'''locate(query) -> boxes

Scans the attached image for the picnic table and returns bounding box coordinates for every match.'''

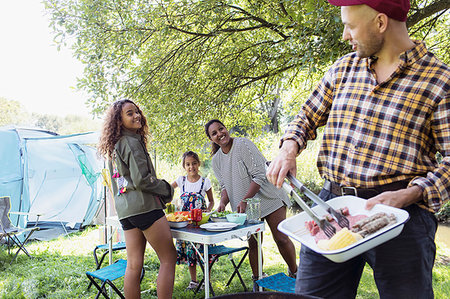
[106,216,265,298]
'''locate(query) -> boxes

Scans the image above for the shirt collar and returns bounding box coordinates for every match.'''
[122,128,141,139]
[367,40,427,67]
[399,40,427,65]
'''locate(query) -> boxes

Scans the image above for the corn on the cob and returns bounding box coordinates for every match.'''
[317,228,362,250]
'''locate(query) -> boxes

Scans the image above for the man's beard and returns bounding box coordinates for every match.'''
[357,33,383,58]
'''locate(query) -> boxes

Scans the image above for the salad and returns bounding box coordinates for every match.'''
[211,211,234,218]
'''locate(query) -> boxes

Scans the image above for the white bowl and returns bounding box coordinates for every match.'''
[168,221,189,228]
[210,216,228,222]
[277,196,409,263]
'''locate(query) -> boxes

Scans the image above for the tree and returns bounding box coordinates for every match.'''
[0,97,30,126]
[44,0,449,159]
[32,113,63,132]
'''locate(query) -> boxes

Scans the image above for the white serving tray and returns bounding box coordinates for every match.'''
[278,196,409,263]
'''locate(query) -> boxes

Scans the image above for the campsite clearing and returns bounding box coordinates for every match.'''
[1,226,449,298]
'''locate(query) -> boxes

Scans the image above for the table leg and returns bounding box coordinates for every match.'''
[204,243,210,298]
[257,231,262,291]
[107,224,113,296]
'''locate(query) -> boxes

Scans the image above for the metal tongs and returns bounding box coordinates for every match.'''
[266,162,349,238]
[286,173,350,230]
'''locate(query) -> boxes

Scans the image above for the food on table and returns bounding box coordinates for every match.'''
[210,210,234,218]
[317,228,363,250]
[166,213,189,222]
[305,207,397,251]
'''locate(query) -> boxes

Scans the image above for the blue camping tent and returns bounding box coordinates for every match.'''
[0,126,104,232]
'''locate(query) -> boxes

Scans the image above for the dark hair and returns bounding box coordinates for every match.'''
[204,119,225,156]
[182,151,200,168]
[98,99,148,159]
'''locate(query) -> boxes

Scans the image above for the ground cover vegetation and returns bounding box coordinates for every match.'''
[1,220,449,298]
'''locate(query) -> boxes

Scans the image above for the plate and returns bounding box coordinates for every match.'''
[200,222,238,231]
[278,195,409,263]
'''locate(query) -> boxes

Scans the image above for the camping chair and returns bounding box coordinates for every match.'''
[195,245,249,296]
[0,196,40,263]
[86,259,145,299]
[255,272,295,293]
[87,241,127,290]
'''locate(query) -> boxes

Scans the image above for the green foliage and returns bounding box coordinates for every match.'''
[0,97,101,134]
[42,0,346,159]
[0,97,30,126]
[437,201,450,224]
[42,0,449,161]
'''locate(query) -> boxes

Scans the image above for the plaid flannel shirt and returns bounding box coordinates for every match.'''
[282,41,449,213]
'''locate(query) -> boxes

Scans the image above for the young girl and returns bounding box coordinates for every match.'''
[205,119,298,290]
[98,99,176,299]
[171,151,214,290]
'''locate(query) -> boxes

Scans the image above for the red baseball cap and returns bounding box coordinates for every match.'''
[327,0,410,22]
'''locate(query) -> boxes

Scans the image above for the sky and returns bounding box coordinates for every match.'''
[0,0,92,118]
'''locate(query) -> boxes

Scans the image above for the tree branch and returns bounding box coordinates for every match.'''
[224,4,289,39]
[407,0,450,28]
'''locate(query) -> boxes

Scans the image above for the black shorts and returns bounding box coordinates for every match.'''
[119,209,165,231]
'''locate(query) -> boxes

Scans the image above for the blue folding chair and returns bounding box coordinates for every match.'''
[86,259,145,299]
[87,241,127,290]
[255,272,296,293]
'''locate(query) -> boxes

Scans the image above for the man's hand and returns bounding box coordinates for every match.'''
[266,140,299,188]
[365,185,423,210]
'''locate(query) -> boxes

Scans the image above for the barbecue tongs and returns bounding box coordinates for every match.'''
[266,162,350,238]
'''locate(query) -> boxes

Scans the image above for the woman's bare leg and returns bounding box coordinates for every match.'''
[123,228,146,299]
[247,233,263,277]
[143,216,177,299]
[265,206,298,274]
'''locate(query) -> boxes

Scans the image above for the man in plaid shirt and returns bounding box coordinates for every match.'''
[267,0,448,298]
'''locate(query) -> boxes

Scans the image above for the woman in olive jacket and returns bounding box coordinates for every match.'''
[98,99,176,299]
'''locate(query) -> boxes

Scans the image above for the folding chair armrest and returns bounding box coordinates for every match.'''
[9,211,44,217]
[93,242,127,269]
[9,212,43,227]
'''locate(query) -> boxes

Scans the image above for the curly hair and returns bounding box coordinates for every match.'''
[98,99,149,160]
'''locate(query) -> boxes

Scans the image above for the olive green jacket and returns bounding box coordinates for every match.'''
[109,129,173,220]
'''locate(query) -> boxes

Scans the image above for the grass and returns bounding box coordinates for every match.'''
[1,225,449,298]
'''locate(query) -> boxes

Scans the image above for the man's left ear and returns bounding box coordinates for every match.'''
[376,13,388,33]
